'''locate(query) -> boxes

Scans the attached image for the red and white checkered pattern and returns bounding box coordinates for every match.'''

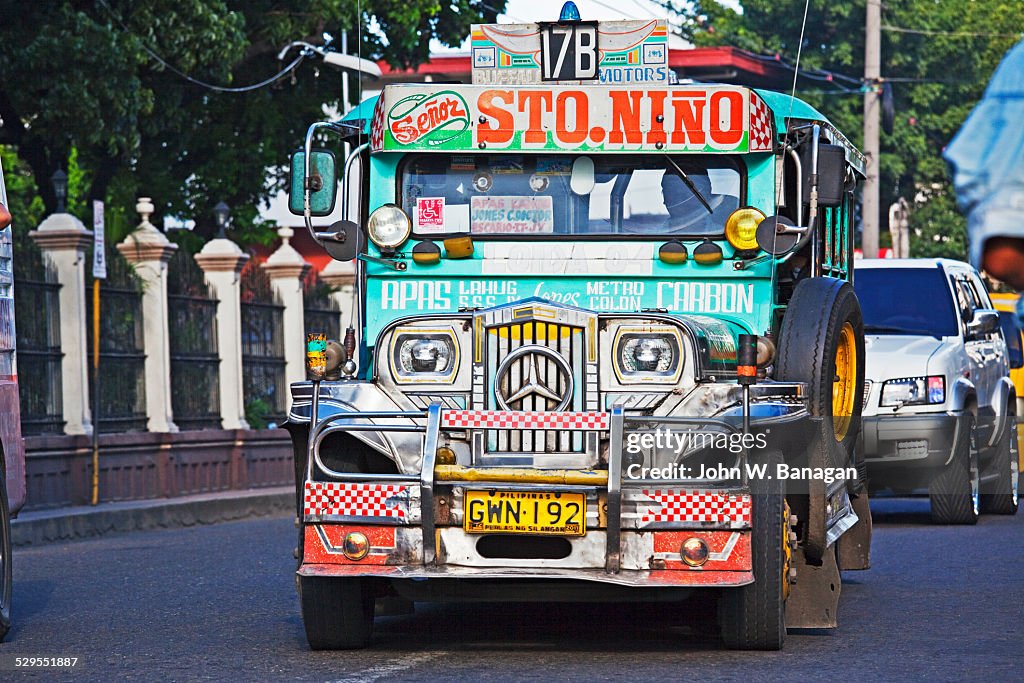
[370,98,386,152]
[304,481,407,518]
[640,489,752,524]
[441,410,610,431]
[748,92,775,152]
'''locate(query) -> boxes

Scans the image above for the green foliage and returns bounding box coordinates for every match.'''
[689,0,1024,260]
[0,0,505,248]
[244,397,272,431]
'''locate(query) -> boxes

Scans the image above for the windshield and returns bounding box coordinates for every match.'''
[400,154,741,238]
[854,267,959,337]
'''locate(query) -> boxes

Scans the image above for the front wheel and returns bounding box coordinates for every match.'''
[930,415,979,525]
[719,453,788,650]
[299,576,374,650]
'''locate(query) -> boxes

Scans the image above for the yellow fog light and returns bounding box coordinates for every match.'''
[412,239,442,265]
[693,239,723,265]
[725,207,766,252]
[444,236,475,259]
[342,532,370,561]
[435,446,457,465]
[658,240,688,265]
[681,537,709,566]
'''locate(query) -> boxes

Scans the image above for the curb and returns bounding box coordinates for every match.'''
[12,486,295,547]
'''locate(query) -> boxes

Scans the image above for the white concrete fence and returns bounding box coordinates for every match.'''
[28,198,355,436]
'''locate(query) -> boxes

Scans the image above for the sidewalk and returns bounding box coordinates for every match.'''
[12,486,294,547]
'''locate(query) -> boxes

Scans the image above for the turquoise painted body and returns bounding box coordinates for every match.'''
[345,90,847,377]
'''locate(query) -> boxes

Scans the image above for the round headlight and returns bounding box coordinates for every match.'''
[725,207,766,252]
[342,532,370,561]
[367,203,411,250]
[681,537,709,567]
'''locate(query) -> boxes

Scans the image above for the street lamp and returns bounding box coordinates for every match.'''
[51,169,68,213]
[213,201,231,239]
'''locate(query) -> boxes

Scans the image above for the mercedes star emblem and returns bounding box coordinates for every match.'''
[494,345,574,411]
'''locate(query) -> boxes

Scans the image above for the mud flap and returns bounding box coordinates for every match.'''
[837,492,872,570]
[785,546,841,629]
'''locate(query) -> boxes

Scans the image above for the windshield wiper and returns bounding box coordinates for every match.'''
[664,156,713,215]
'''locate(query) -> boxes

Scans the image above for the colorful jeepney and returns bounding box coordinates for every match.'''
[286,7,872,650]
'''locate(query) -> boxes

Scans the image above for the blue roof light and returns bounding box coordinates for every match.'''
[559,1,581,22]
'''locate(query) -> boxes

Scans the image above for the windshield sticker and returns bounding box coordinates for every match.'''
[451,155,476,171]
[535,159,571,175]
[490,156,524,174]
[471,195,554,233]
[415,197,446,233]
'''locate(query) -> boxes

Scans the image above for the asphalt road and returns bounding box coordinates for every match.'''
[2,498,1021,682]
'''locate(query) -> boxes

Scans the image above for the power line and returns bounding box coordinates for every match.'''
[97,0,309,93]
[882,24,1022,39]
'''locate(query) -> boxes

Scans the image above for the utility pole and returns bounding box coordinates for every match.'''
[862,0,882,258]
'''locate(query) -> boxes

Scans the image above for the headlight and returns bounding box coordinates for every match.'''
[725,207,765,252]
[367,203,411,250]
[880,376,945,407]
[612,326,684,384]
[389,327,459,384]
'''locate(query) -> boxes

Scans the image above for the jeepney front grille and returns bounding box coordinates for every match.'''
[484,320,586,453]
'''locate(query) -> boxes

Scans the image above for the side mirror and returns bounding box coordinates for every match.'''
[320,220,362,262]
[289,149,338,217]
[755,215,800,255]
[968,309,1000,338]
[801,143,846,208]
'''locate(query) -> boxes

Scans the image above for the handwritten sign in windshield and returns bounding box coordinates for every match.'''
[470,196,554,233]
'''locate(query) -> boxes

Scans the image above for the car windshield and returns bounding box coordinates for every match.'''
[399,154,741,238]
[854,267,960,337]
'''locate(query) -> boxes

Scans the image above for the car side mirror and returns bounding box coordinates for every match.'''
[319,219,362,262]
[289,149,338,217]
[968,309,1000,338]
[801,143,846,208]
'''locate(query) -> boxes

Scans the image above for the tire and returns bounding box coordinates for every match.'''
[0,469,11,641]
[981,403,1019,515]
[930,414,980,525]
[775,277,865,560]
[299,575,374,650]
[720,453,787,650]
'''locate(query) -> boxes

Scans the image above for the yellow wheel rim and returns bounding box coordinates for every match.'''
[832,322,857,441]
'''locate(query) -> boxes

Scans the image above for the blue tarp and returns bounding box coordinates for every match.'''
[944,39,1024,270]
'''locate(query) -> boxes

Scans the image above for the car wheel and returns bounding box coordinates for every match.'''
[0,467,12,641]
[981,403,1019,515]
[930,414,980,525]
[719,452,788,650]
[299,576,374,650]
[775,277,865,561]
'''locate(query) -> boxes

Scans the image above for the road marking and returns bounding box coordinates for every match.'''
[330,653,440,683]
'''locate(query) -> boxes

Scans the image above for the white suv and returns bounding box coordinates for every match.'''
[854,258,1020,523]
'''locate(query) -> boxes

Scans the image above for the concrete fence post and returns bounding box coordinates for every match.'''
[30,214,93,435]
[116,198,179,433]
[195,238,250,430]
[320,258,357,334]
[262,227,310,390]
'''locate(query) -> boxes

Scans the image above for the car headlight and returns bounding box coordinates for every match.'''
[367,203,411,251]
[880,376,945,407]
[389,327,459,384]
[725,207,765,252]
[612,326,684,384]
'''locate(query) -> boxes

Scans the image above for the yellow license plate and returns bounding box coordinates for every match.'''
[464,490,586,536]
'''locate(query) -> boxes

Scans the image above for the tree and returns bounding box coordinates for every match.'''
[0,0,505,243]
[685,0,1023,259]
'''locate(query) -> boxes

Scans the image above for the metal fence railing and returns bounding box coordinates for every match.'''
[12,228,64,435]
[87,250,147,433]
[167,249,221,430]
[240,260,286,428]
